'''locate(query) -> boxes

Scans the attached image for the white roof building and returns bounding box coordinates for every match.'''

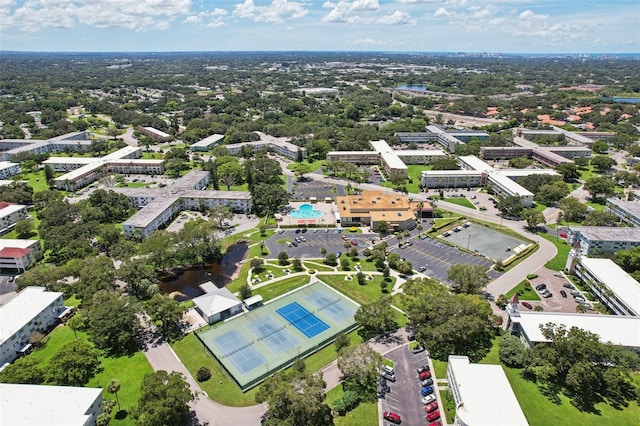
[193,286,243,324]
[190,134,224,151]
[573,257,640,317]
[447,355,529,426]
[507,311,640,350]
[0,383,103,426]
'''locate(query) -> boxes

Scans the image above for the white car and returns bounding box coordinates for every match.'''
[421,394,437,404]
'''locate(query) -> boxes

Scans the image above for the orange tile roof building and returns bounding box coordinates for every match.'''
[336,191,418,231]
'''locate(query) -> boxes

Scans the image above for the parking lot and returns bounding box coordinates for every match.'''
[390,233,496,284]
[381,345,439,426]
[525,268,596,313]
[288,176,346,201]
[265,229,378,260]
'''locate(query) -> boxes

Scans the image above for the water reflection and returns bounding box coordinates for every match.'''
[158,241,248,301]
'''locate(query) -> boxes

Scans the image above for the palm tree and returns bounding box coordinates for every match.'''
[259,240,265,255]
[107,379,121,411]
[320,247,327,261]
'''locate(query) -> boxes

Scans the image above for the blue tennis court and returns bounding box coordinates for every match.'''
[196,280,359,391]
[276,302,330,338]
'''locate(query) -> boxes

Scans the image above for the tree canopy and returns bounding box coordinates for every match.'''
[134,370,193,426]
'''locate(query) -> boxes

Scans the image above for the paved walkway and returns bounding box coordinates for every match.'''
[137,313,266,426]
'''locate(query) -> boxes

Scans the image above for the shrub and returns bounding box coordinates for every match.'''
[526,273,538,279]
[196,367,211,382]
[335,333,350,352]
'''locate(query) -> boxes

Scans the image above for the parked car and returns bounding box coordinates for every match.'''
[381,372,396,382]
[427,411,441,422]
[554,272,564,277]
[421,394,437,405]
[292,241,298,247]
[301,228,307,233]
[295,229,301,234]
[285,241,292,247]
[350,240,358,246]
[425,402,439,413]
[421,378,434,387]
[411,345,425,354]
[419,266,427,272]
[575,296,586,304]
[542,291,553,298]
[535,283,547,291]
[383,411,401,424]
[419,371,432,380]
[417,365,430,374]
[571,290,581,296]
[560,290,567,298]
[300,236,306,242]
[421,386,434,396]
[428,421,443,426]
[381,365,394,375]
[522,301,533,309]
[563,283,575,289]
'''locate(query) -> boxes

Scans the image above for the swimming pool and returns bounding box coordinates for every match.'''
[288,204,323,219]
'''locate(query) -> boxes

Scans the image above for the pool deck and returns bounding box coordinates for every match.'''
[278,201,338,227]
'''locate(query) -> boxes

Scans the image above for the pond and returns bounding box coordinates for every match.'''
[600,97,640,104]
[394,85,428,92]
[157,241,248,301]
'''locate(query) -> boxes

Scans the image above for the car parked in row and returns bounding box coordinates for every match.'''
[421,386,434,396]
[421,394,437,405]
[522,301,533,309]
[421,378,434,387]
[427,410,441,422]
[416,365,430,374]
[424,402,439,413]
[383,411,401,424]
[419,370,432,380]
[381,371,396,382]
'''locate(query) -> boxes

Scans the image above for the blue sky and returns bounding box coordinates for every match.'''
[1,0,638,53]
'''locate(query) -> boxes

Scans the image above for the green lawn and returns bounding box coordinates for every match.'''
[317,274,389,305]
[504,280,541,301]
[252,275,311,301]
[253,263,289,282]
[537,232,571,271]
[430,358,448,380]
[171,334,259,406]
[288,159,327,173]
[14,170,49,193]
[327,384,378,426]
[228,183,250,192]
[115,182,153,188]
[578,166,599,181]
[27,325,153,425]
[141,151,164,159]
[303,261,335,271]
[303,331,362,373]
[443,197,475,209]
[585,201,605,211]
[478,337,640,426]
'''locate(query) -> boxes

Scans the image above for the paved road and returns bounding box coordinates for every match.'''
[138,314,266,426]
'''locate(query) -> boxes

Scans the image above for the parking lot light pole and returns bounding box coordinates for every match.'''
[467,234,471,250]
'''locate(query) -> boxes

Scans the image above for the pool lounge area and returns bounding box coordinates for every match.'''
[276,201,338,227]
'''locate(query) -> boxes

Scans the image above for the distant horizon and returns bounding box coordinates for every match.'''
[1,50,639,57]
[0,1,637,54]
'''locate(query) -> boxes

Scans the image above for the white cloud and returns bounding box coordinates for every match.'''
[473,8,491,19]
[322,0,384,24]
[434,7,453,17]
[350,0,379,12]
[519,10,548,20]
[184,8,227,27]
[377,10,413,25]
[2,0,192,32]
[233,0,307,24]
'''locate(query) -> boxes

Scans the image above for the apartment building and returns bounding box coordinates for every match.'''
[605,198,640,227]
[0,239,41,271]
[335,190,417,231]
[566,226,640,255]
[0,202,28,235]
[0,161,21,179]
[0,131,92,161]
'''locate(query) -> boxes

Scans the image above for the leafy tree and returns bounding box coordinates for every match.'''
[47,340,101,386]
[0,356,45,384]
[337,343,382,401]
[521,209,546,230]
[14,219,35,238]
[354,296,398,340]
[292,257,304,272]
[498,335,532,368]
[404,278,494,362]
[340,256,350,271]
[239,283,252,299]
[0,181,33,205]
[196,367,211,382]
[555,163,581,181]
[590,155,615,172]
[251,257,264,270]
[447,264,490,294]
[334,333,350,352]
[324,253,338,266]
[88,291,139,355]
[396,261,413,275]
[508,156,533,168]
[256,371,332,426]
[291,163,312,180]
[582,210,618,226]
[88,189,133,222]
[574,157,590,168]
[592,140,609,154]
[320,247,327,261]
[535,181,570,205]
[356,271,366,285]
[559,196,588,222]
[218,161,245,190]
[375,220,389,234]
[208,205,233,228]
[584,176,616,200]
[134,371,193,426]
[251,183,289,216]
[497,196,524,218]
[278,251,290,266]
[107,379,122,411]
[117,258,158,300]
[144,294,187,341]
[527,323,639,411]
[431,157,459,170]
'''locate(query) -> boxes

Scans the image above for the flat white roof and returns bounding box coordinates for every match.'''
[580,257,640,315]
[500,168,558,178]
[421,170,482,177]
[448,355,529,426]
[0,203,26,218]
[606,198,640,219]
[191,134,224,148]
[43,157,95,165]
[458,155,494,172]
[143,127,171,138]
[488,172,534,197]
[570,226,640,243]
[396,149,446,157]
[193,287,241,316]
[370,140,407,170]
[1,383,102,425]
[514,311,640,348]
[0,287,62,344]
[0,239,39,250]
[0,161,19,169]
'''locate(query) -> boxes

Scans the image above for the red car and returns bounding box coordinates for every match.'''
[383,411,401,424]
[426,410,440,422]
[419,370,432,380]
[350,240,358,246]
[428,421,442,426]
[522,301,533,309]
[425,402,439,413]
